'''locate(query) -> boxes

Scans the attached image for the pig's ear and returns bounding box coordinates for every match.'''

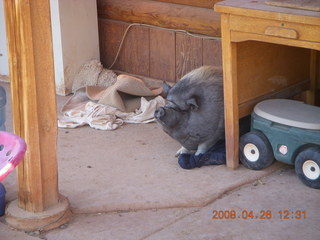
[161,82,171,98]
[186,98,199,111]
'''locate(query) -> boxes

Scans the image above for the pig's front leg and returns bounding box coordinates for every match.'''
[195,139,217,155]
[175,146,195,157]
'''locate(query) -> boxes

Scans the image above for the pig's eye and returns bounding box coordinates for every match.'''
[165,101,183,112]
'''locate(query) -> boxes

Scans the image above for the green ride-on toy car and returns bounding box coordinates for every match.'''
[239,99,320,189]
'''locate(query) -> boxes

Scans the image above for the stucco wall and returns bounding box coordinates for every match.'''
[1,0,100,95]
[51,0,100,95]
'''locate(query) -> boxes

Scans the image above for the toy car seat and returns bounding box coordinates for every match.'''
[0,131,27,182]
[240,99,320,189]
[0,131,26,216]
[254,99,320,130]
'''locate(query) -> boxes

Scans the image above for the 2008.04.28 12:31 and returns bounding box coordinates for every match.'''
[212,210,307,220]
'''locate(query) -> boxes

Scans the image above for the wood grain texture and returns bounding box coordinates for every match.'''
[237,41,310,104]
[220,14,239,169]
[229,14,320,45]
[120,25,150,76]
[266,0,320,11]
[215,0,320,25]
[98,20,220,82]
[4,0,59,212]
[175,32,203,80]
[150,28,176,82]
[98,19,125,69]
[307,50,319,104]
[97,0,221,37]
[99,20,150,75]
[239,80,309,117]
[216,0,319,169]
[153,0,222,9]
[231,31,320,51]
[203,38,222,68]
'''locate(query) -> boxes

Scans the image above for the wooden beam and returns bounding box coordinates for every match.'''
[4,0,59,212]
[153,0,222,9]
[220,13,239,170]
[97,0,221,37]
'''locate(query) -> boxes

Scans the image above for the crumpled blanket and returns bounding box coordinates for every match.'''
[58,74,165,130]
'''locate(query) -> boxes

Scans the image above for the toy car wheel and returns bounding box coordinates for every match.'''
[239,131,274,170]
[295,147,320,189]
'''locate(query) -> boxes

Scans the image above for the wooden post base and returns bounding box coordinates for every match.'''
[4,195,71,232]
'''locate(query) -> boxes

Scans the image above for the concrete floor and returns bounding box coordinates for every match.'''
[1,82,320,240]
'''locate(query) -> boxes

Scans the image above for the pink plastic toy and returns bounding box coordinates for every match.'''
[0,131,27,182]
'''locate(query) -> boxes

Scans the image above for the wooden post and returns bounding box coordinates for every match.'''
[4,0,71,231]
[220,13,239,170]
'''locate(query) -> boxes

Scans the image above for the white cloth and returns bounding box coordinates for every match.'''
[58,96,165,130]
[59,74,165,130]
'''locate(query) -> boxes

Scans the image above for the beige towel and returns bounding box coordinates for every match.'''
[97,75,163,112]
[59,75,165,130]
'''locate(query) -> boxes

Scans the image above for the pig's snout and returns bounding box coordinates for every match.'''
[154,107,166,119]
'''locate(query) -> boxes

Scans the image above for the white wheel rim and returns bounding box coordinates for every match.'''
[243,143,260,162]
[302,160,320,180]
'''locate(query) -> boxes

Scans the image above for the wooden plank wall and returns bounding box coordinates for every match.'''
[97,0,222,36]
[97,0,222,82]
[98,19,222,82]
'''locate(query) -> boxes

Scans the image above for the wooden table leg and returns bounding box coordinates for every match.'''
[220,14,240,169]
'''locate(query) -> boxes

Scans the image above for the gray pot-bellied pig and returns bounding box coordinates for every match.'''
[154,66,225,156]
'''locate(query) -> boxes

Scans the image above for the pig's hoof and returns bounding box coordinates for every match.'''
[175,147,194,157]
[195,149,206,156]
[178,140,226,169]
